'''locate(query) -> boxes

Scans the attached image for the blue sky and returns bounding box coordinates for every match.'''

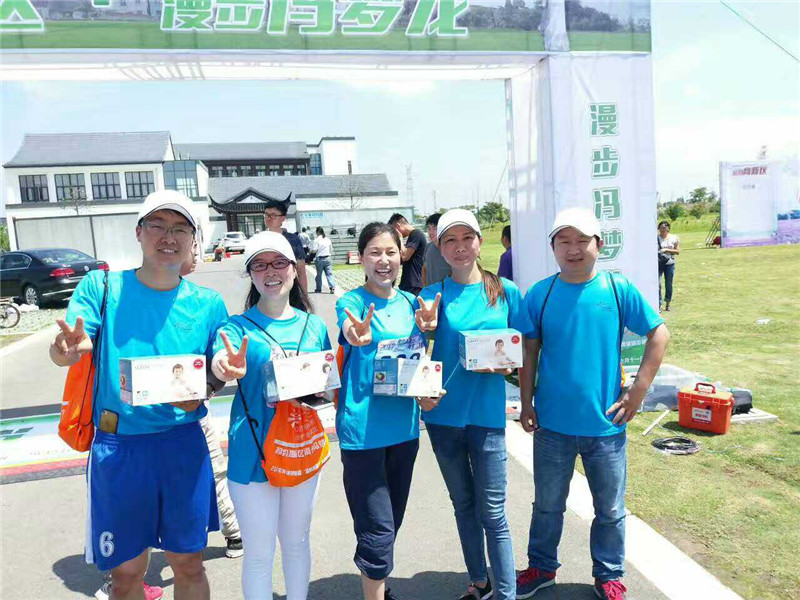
[1,1,798,216]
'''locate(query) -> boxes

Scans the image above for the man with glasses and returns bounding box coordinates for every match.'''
[263,198,309,295]
[50,190,228,600]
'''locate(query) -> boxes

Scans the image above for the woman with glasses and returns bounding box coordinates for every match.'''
[210,231,331,600]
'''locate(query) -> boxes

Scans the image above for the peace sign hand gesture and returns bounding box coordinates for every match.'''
[51,317,93,366]
[343,303,375,347]
[415,293,441,332]
[217,331,249,381]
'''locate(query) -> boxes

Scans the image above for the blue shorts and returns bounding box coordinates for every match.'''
[86,421,219,571]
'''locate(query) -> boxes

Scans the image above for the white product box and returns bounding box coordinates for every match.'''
[458,329,523,371]
[373,358,443,397]
[263,350,341,404]
[119,355,207,406]
[375,334,426,360]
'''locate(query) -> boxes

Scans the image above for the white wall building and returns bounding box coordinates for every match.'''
[2,131,398,266]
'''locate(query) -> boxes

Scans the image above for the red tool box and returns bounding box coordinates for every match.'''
[678,383,734,434]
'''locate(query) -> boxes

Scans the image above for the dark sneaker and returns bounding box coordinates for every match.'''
[385,587,400,600]
[226,537,244,558]
[516,567,556,598]
[459,578,493,600]
[594,579,627,600]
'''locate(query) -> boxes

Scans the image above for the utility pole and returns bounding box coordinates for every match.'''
[405,163,415,215]
[432,190,437,213]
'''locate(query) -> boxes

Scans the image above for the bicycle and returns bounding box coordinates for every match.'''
[0,298,21,329]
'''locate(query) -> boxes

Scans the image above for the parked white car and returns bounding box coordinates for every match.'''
[220,232,247,253]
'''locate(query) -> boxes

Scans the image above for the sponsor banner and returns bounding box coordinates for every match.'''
[720,159,800,248]
[509,53,657,365]
[0,0,650,53]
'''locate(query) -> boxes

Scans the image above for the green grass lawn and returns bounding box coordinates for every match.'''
[621,228,800,600]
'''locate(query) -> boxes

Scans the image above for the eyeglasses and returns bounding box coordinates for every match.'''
[142,221,194,240]
[264,212,285,220]
[249,258,292,272]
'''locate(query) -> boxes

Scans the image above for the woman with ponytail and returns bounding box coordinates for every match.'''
[210,231,331,600]
[415,209,533,600]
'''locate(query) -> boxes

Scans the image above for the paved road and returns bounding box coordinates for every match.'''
[0,258,713,599]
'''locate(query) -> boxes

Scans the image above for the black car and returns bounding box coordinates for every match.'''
[0,248,109,306]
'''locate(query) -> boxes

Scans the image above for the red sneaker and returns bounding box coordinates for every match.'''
[515,567,556,598]
[143,583,164,600]
[594,578,627,600]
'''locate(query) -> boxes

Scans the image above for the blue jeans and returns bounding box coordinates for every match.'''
[527,427,627,581]
[658,261,675,304]
[426,424,516,600]
[314,256,336,292]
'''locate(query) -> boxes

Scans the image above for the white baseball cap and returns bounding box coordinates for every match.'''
[244,231,296,268]
[548,207,601,240]
[437,208,482,241]
[137,190,197,230]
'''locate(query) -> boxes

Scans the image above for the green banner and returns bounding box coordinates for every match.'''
[0,1,650,53]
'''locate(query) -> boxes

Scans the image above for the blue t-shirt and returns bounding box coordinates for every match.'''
[335,287,421,451]
[214,306,331,485]
[419,277,533,429]
[65,269,228,435]
[525,271,663,437]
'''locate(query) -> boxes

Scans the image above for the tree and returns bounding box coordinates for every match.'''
[689,203,707,218]
[663,203,685,221]
[0,225,9,252]
[688,187,717,204]
[335,175,367,212]
[477,202,510,227]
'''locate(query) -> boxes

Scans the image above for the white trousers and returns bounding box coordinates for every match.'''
[228,475,321,600]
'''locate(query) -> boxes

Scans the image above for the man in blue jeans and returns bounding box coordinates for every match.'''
[516,208,669,600]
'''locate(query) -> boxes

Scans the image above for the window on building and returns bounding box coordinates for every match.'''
[211,166,224,178]
[255,165,267,176]
[225,166,238,178]
[164,161,199,197]
[55,173,87,202]
[91,172,122,200]
[309,153,322,175]
[269,165,280,177]
[240,165,252,177]
[125,171,155,200]
[282,164,293,176]
[18,174,49,203]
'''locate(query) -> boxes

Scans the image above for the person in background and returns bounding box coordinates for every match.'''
[298,227,312,259]
[388,213,427,296]
[180,239,244,561]
[264,198,309,295]
[516,207,669,600]
[657,221,680,312]
[497,225,513,280]
[313,226,337,294]
[422,213,452,286]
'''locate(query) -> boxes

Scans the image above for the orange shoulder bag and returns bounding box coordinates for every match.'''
[58,271,109,452]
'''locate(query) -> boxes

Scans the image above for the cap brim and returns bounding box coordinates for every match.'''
[438,221,482,240]
[548,224,597,239]
[140,203,196,229]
